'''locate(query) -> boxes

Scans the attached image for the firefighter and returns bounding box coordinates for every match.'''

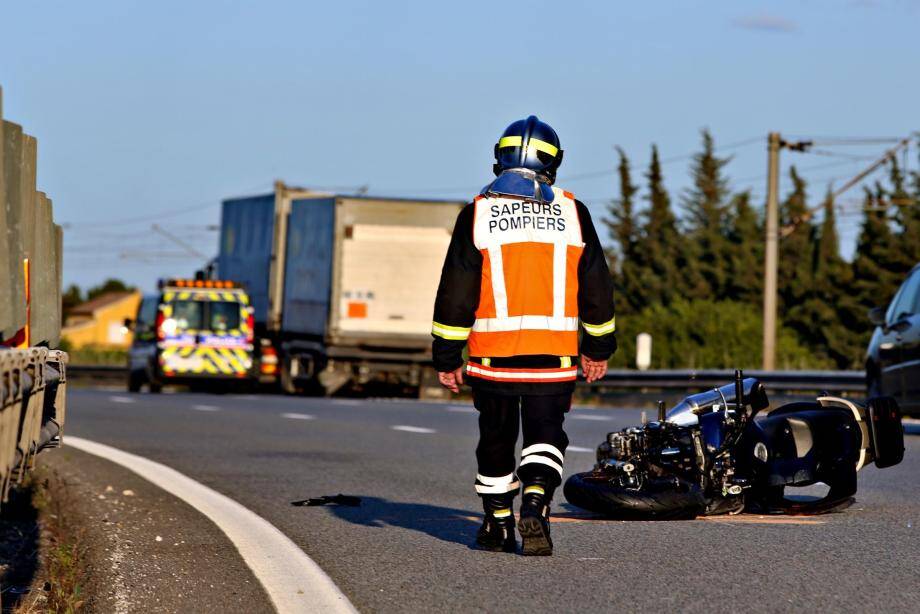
[431,116,617,556]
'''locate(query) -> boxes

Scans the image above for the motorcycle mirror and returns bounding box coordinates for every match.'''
[868,307,886,327]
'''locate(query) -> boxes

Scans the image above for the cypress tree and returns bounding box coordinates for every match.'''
[851,184,902,320]
[777,166,816,344]
[778,167,814,308]
[604,147,645,312]
[681,129,732,299]
[808,191,862,367]
[724,191,763,305]
[890,157,920,273]
[636,145,687,306]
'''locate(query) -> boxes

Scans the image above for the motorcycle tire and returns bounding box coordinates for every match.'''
[564,472,706,520]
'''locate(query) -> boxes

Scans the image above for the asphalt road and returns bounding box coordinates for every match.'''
[62,389,919,613]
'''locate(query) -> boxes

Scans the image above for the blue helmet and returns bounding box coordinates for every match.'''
[493,115,564,182]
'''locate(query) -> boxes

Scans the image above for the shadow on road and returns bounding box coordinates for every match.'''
[321,496,483,548]
[0,482,40,611]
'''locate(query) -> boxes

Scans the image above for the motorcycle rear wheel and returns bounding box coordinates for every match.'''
[564,472,706,520]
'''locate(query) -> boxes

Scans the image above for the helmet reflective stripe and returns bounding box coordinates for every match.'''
[493,115,563,181]
[497,136,559,157]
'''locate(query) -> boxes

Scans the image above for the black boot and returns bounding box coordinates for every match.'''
[476,493,517,553]
[518,478,553,556]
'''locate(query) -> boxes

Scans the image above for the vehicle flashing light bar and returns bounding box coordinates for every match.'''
[159,279,240,289]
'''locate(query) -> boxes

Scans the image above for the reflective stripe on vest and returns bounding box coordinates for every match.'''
[469,187,584,358]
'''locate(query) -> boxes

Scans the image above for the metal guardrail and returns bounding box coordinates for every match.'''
[0,348,67,507]
[589,369,866,394]
[66,364,125,382]
[67,364,867,395]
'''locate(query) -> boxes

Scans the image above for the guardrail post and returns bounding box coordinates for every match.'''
[2,120,26,340]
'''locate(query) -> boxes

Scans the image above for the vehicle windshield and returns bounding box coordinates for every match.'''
[171,300,204,330]
[209,301,241,332]
[168,300,241,332]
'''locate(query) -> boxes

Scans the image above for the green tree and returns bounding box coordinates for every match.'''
[86,278,135,301]
[681,129,732,299]
[61,284,83,325]
[851,184,902,324]
[890,156,920,273]
[609,298,831,370]
[806,191,863,367]
[777,167,816,343]
[604,147,645,312]
[724,191,763,305]
[635,145,688,306]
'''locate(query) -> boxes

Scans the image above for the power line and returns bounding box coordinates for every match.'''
[783,136,904,145]
[561,135,763,184]
[59,180,272,228]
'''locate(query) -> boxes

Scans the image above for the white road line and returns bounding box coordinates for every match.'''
[391,425,436,434]
[108,396,136,404]
[447,406,477,413]
[282,413,315,421]
[331,399,364,406]
[64,437,355,614]
[567,446,595,453]
[192,404,220,412]
[570,414,612,421]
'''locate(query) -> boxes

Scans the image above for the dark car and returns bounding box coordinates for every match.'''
[866,262,920,416]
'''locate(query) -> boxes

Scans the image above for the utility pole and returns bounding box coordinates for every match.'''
[762,133,781,371]
[762,133,812,371]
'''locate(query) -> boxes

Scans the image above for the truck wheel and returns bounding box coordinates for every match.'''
[280,359,301,395]
[127,370,143,393]
[563,472,705,520]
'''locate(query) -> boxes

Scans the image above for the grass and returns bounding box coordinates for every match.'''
[10,471,86,613]
[57,341,127,367]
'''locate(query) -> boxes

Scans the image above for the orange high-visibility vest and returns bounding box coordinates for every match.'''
[468,187,583,358]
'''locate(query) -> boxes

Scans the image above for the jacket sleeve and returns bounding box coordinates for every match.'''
[431,203,481,372]
[575,200,618,361]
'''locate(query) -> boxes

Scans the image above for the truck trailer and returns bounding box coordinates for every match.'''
[217,181,465,395]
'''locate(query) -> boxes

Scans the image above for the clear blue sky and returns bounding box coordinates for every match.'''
[1,0,917,291]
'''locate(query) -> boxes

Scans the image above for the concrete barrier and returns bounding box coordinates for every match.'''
[0,85,67,508]
[0,86,62,347]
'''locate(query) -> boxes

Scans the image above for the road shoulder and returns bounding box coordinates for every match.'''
[37,446,274,613]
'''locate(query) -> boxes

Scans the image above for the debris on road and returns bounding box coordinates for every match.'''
[291,494,362,507]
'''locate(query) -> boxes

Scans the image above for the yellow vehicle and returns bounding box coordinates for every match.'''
[126,278,254,392]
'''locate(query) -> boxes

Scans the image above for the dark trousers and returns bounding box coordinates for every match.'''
[472,389,571,497]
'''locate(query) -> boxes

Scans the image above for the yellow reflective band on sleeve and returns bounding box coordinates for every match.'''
[497,136,559,157]
[560,356,572,368]
[492,508,512,518]
[523,485,545,496]
[431,321,472,341]
[582,317,616,337]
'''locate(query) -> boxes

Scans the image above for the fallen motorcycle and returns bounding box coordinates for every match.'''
[564,371,904,519]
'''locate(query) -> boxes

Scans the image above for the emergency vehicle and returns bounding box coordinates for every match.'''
[126,278,254,392]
